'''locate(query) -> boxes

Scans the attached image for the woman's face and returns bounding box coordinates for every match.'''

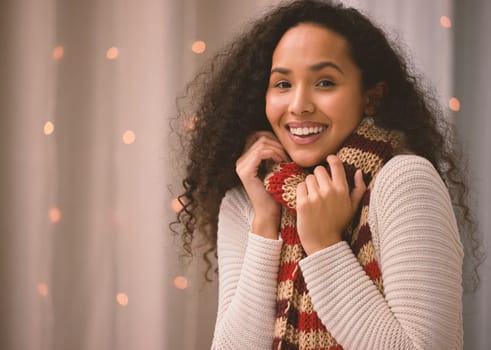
[265,23,368,167]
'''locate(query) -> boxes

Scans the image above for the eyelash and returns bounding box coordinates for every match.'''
[317,79,335,87]
[273,79,335,89]
[274,81,291,89]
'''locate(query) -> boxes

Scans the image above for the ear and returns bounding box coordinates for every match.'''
[363,81,387,116]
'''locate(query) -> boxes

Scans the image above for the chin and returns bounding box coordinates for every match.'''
[290,154,325,168]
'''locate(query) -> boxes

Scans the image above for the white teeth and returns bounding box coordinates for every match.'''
[290,126,325,136]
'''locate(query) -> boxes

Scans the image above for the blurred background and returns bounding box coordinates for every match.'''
[0,0,489,349]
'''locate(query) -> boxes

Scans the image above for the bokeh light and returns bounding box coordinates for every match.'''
[53,46,64,60]
[49,208,62,223]
[44,121,55,135]
[440,16,452,28]
[174,276,188,289]
[116,293,129,306]
[122,130,136,144]
[186,114,199,130]
[171,198,184,213]
[37,283,49,297]
[449,97,461,111]
[106,47,119,60]
[191,40,206,54]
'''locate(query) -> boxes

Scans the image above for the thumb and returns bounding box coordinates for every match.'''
[350,169,367,209]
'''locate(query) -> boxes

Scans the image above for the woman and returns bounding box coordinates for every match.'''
[172,1,478,349]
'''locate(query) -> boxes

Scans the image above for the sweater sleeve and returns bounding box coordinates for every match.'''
[298,155,464,350]
[211,187,283,350]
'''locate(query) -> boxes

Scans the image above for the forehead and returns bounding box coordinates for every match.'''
[272,23,353,67]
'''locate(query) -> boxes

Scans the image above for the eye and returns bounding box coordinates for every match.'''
[317,79,335,88]
[274,81,291,89]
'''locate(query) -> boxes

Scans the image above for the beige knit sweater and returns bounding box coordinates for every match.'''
[211,155,464,350]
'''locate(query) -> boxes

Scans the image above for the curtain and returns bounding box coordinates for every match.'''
[454,1,491,349]
[0,0,489,349]
[0,0,191,349]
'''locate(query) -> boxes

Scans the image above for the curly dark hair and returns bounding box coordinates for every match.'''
[170,0,482,289]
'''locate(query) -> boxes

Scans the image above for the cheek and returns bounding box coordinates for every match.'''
[320,93,364,121]
[265,93,286,125]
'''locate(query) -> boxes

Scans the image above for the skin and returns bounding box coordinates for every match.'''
[236,23,372,254]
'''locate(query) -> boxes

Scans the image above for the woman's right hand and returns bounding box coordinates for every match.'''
[236,131,289,239]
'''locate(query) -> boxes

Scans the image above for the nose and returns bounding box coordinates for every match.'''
[289,85,314,116]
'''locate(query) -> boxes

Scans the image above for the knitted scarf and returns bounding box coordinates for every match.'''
[264,118,402,350]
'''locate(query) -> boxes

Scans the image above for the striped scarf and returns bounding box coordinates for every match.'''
[264,118,402,350]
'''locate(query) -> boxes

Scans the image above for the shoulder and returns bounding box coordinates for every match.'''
[222,185,250,202]
[369,154,462,254]
[218,186,253,232]
[369,155,457,250]
[377,154,442,185]
[372,154,449,203]
[220,186,252,215]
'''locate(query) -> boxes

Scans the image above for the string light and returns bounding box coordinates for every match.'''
[37,283,49,297]
[106,47,119,60]
[53,46,64,60]
[186,115,197,130]
[44,121,55,135]
[116,293,129,306]
[174,276,188,289]
[122,130,136,144]
[49,208,62,223]
[449,97,461,111]
[171,198,183,213]
[440,16,452,28]
[191,41,206,54]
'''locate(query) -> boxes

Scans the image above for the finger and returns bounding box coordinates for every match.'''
[304,174,319,197]
[313,165,332,189]
[247,136,289,162]
[350,169,367,209]
[237,146,291,182]
[250,143,289,163]
[238,148,283,170]
[244,131,281,152]
[245,135,279,151]
[327,155,348,188]
[253,130,280,140]
[296,181,308,206]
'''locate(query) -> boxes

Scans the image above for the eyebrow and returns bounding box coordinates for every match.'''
[270,61,344,75]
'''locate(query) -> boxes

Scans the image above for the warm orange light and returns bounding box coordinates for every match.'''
[191,41,206,54]
[186,114,199,130]
[122,130,136,144]
[106,47,119,60]
[449,97,461,111]
[37,283,49,297]
[44,121,55,135]
[171,198,184,213]
[53,46,64,60]
[49,208,62,223]
[440,16,452,28]
[174,276,188,289]
[186,118,196,130]
[116,292,129,306]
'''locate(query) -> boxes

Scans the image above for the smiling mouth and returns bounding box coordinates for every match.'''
[288,125,326,137]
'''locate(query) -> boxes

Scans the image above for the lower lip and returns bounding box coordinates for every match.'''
[288,130,325,145]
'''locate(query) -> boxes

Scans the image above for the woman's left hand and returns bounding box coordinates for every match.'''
[296,155,367,255]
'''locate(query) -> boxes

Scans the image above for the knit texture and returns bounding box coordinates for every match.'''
[264,118,402,349]
[211,155,463,350]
